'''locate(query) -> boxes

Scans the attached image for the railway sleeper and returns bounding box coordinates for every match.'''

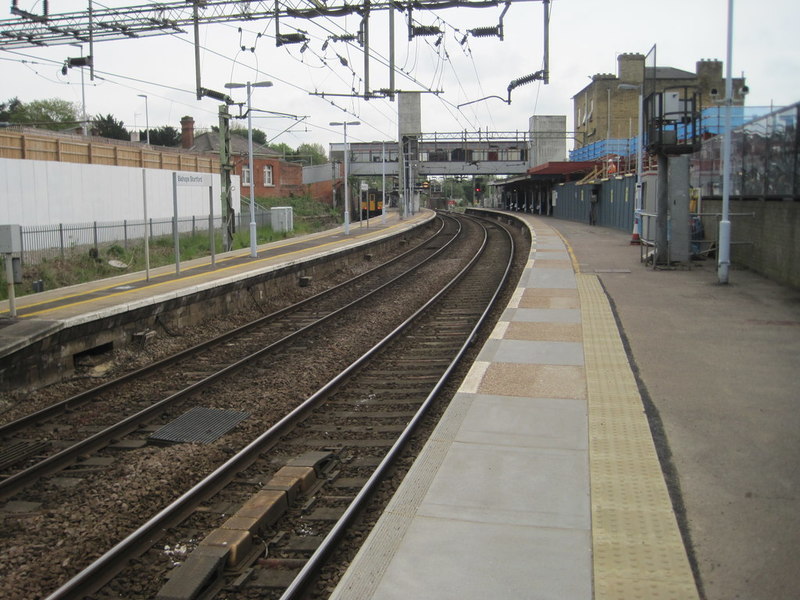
[155,451,335,600]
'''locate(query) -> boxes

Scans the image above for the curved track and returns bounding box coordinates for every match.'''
[0,216,455,500]
[0,212,525,600]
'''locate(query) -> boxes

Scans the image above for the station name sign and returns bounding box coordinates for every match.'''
[175,173,209,187]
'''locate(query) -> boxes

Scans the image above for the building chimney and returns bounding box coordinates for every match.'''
[180,116,195,149]
[617,53,645,83]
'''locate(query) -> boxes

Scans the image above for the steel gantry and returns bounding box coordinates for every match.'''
[2,0,550,102]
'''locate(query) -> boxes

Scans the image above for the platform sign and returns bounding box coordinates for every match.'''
[172,171,215,275]
[175,173,210,187]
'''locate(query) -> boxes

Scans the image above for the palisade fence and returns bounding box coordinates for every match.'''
[16,209,276,266]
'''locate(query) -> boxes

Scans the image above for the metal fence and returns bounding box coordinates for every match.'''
[16,209,276,266]
[691,103,799,198]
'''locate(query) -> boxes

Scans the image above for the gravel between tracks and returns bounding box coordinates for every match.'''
[0,221,484,600]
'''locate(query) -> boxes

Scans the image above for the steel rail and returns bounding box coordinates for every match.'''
[280,211,516,599]
[0,216,445,439]
[0,216,458,501]
[42,213,480,600]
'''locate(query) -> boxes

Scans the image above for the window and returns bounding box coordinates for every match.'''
[242,167,251,185]
[263,165,274,186]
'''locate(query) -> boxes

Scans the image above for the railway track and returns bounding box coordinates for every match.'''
[0,215,454,500]
[0,212,527,600]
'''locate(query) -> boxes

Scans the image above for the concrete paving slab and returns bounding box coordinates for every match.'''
[475,363,587,399]
[454,393,588,450]
[501,307,581,323]
[416,441,589,529]
[477,338,584,365]
[364,517,592,600]
[503,321,583,342]
[516,292,581,309]
[522,268,577,289]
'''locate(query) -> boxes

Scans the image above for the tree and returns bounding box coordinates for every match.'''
[1,97,78,130]
[268,142,293,158]
[295,143,327,165]
[92,114,129,140]
[0,97,23,123]
[230,126,266,146]
[147,125,181,147]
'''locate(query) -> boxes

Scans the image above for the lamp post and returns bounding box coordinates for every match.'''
[330,121,360,235]
[137,94,150,145]
[224,80,273,258]
[618,83,644,241]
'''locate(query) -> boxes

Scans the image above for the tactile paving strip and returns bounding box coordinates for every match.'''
[578,273,699,599]
[149,407,249,444]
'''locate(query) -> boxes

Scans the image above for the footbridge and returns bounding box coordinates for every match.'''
[331,130,544,178]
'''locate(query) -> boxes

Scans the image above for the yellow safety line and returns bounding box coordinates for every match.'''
[578,273,699,599]
[529,214,697,598]
[548,222,582,274]
[11,220,410,319]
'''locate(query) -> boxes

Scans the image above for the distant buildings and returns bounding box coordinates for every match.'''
[572,53,746,148]
[180,116,304,200]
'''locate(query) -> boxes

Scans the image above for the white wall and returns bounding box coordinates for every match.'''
[0,157,241,226]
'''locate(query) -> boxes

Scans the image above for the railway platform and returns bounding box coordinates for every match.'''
[3,208,797,599]
[330,211,698,599]
[0,209,433,389]
[332,210,800,600]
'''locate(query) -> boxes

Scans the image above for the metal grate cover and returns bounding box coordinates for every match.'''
[149,407,249,445]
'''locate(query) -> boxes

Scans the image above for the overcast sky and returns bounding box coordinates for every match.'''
[1,0,798,151]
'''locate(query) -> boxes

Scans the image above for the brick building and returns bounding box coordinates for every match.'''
[180,116,304,199]
[573,53,746,148]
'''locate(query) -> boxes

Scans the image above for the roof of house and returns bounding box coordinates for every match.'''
[191,131,281,158]
[646,66,697,80]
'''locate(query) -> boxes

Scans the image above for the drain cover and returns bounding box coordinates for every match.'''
[149,407,249,445]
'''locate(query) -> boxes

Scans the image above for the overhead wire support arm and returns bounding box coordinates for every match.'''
[506,69,545,102]
[0,0,544,49]
[457,94,510,108]
[465,0,509,40]
[274,0,308,46]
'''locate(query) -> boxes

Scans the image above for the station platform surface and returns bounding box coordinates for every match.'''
[332,212,800,600]
[0,209,431,358]
[3,209,798,600]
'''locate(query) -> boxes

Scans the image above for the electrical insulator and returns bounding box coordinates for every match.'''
[468,26,499,38]
[411,25,441,37]
[276,32,308,46]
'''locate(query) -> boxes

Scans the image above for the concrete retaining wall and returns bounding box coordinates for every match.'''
[701,198,800,288]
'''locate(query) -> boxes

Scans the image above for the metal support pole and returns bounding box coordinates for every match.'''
[388,6,395,99]
[656,154,669,265]
[718,0,734,284]
[138,94,150,145]
[330,120,360,235]
[246,81,258,258]
[542,0,550,84]
[209,185,216,267]
[172,172,181,275]
[363,0,370,99]
[343,123,351,235]
[4,255,16,318]
[635,89,643,240]
[193,0,201,99]
[80,58,87,136]
[142,169,150,281]
[381,142,387,224]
